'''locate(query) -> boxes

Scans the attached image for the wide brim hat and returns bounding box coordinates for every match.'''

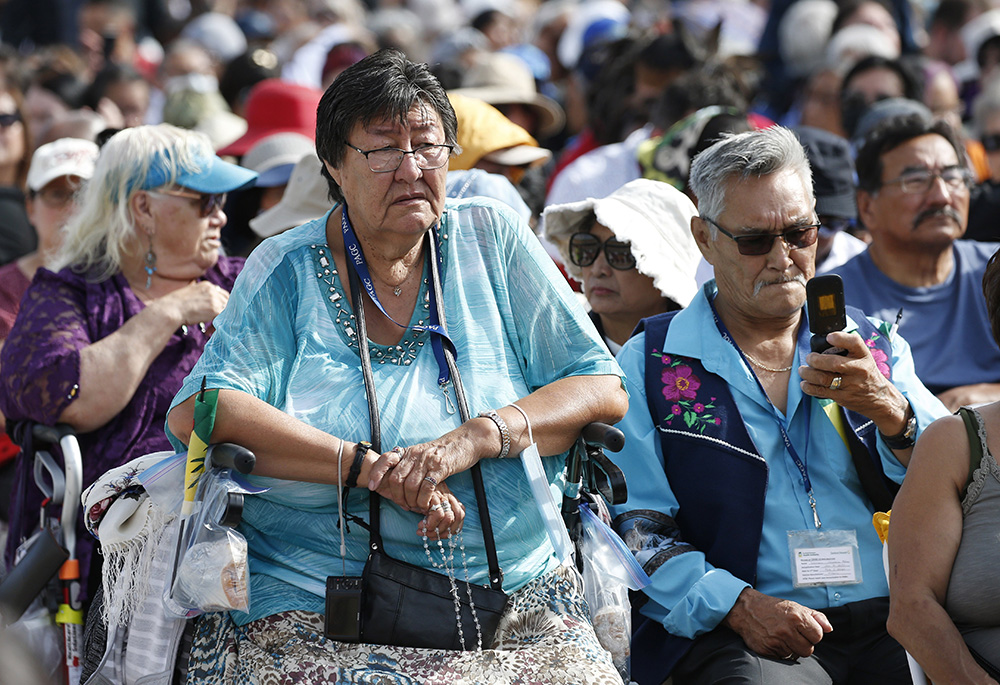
[448,93,551,170]
[449,52,566,138]
[217,79,322,157]
[249,152,331,237]
[542,178,702,307]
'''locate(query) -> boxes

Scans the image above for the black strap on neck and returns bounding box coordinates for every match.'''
[346,228,504,591]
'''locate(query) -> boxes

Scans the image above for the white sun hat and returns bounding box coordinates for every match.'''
[542,178,701,307]
[249,152,331,237]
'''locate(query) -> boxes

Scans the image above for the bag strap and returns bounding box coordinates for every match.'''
[346,227,504,591]
[958,406,985,496]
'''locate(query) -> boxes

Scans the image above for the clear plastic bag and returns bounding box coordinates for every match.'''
[166,469,252,617]
[579,503,650,682]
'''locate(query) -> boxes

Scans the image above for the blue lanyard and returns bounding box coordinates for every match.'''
[341,208,454,387]
[708,296,822,529]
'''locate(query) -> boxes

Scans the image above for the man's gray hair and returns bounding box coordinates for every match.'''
[689,125,814,230]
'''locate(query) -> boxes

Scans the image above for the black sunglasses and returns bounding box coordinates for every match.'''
[150,188,227,217]
[982,133,1000,152]
[702,216,820,256]
[568,232,636,270]
[0,112,21,127]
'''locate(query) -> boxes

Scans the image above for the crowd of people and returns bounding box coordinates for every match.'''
[0,0,999,682]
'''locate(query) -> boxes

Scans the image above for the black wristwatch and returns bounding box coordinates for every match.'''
[345,440,371,488]
[880,403,917,450]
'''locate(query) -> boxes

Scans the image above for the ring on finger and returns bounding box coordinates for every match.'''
[829,375,843,391]
[391,446,403,454]
[440,501,452,511]
[423,475,438,487]
[428,503,443,512]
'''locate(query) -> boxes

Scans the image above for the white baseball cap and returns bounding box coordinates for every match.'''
[27,138,100,192]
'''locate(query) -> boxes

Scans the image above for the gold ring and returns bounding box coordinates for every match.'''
[829,375,843,391]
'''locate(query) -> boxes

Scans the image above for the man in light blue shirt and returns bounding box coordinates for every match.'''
[611,126,947,684]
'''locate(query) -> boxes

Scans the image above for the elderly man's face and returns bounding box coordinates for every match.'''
[858,133,969,250]
[327,104,449,240]
[695,170,817,321]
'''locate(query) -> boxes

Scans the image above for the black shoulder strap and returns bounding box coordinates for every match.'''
[959,407,985,496]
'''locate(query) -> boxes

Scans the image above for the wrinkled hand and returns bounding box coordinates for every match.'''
[723,588,832,659]
[154,281,230,334]
[368,429,481,512]
[417,484,466,541]
[937,382,1000,413]
[799,330,907,433]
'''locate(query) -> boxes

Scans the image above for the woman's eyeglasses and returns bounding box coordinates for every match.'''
[0,112,22,127]
[149,188,227,217]
[701,216,820,256]
[345,143,454,173]
[568,233,636,270]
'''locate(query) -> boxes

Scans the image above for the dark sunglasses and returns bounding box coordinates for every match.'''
[151,188,227,217]
[702,216,820,256]
[568,232,636,270]
[0,112,21,127]
[982,133,1000,152]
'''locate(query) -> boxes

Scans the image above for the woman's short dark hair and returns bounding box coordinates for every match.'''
[985,250,1000,346]
[855,113,966,192]
[315,48,458,203]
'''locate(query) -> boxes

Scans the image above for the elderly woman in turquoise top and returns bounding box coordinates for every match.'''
[167,49,628,683]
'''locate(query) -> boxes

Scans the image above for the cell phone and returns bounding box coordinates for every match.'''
[324,576,362,642]
[806,274,847,355]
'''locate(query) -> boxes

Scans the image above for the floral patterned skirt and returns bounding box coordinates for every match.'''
[183,564,623,685]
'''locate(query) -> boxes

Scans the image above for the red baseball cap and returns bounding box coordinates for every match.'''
[217,79,323,157]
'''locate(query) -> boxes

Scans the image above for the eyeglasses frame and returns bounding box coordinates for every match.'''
[345,142,455,173]
[567,232,637,270]
[148,188,227,217]
[701,216,821,256]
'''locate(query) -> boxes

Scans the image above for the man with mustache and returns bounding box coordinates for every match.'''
[609,125,946,684]
[832,113,1000,411]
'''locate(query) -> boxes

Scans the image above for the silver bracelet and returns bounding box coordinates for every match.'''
[478,409,511,459]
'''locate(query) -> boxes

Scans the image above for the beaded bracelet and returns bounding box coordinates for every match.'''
[478,409,511,459]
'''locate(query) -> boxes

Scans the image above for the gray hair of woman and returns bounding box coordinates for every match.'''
[52,124,222,280]
[315,48,459,204]
[688,125,814,233]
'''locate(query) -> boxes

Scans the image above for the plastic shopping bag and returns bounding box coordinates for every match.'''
[579,503,650,681]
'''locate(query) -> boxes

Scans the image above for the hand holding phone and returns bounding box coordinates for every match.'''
[806,275,848,355]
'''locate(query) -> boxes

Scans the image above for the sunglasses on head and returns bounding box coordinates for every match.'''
[568,232,636,270]
[150,188,227,217]
[702,216,820,256]
[0,112,21,127]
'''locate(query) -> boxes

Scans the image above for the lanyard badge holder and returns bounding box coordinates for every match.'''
[709,296,863,589]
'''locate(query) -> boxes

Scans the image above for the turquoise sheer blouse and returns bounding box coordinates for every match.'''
[167,197,623,624]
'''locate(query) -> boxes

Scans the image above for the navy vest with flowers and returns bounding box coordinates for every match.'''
[630,306,898,682]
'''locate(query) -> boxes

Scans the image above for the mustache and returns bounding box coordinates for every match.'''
[913,206,963,230]
[754,273,807,297]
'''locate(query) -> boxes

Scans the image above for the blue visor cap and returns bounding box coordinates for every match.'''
[142,152,258,193]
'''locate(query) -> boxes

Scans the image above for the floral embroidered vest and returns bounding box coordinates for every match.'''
[630,306,898,682]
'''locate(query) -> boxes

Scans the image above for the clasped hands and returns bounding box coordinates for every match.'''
[364,426,484,540]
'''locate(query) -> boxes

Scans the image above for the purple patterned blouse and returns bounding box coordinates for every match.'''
[0,257,244,592]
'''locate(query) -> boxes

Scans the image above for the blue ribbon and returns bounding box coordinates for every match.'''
[708,295,822,528]
[341,208,454,385]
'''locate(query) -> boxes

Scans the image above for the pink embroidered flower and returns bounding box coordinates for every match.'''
[662,365,701,401]
[714,417,722,425]
[865,337,891,379]
[672,404,682,415]
[662,355,672,365]
[693,402,705,413]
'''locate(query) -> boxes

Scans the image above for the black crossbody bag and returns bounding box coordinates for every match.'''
[325,228,510,650]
